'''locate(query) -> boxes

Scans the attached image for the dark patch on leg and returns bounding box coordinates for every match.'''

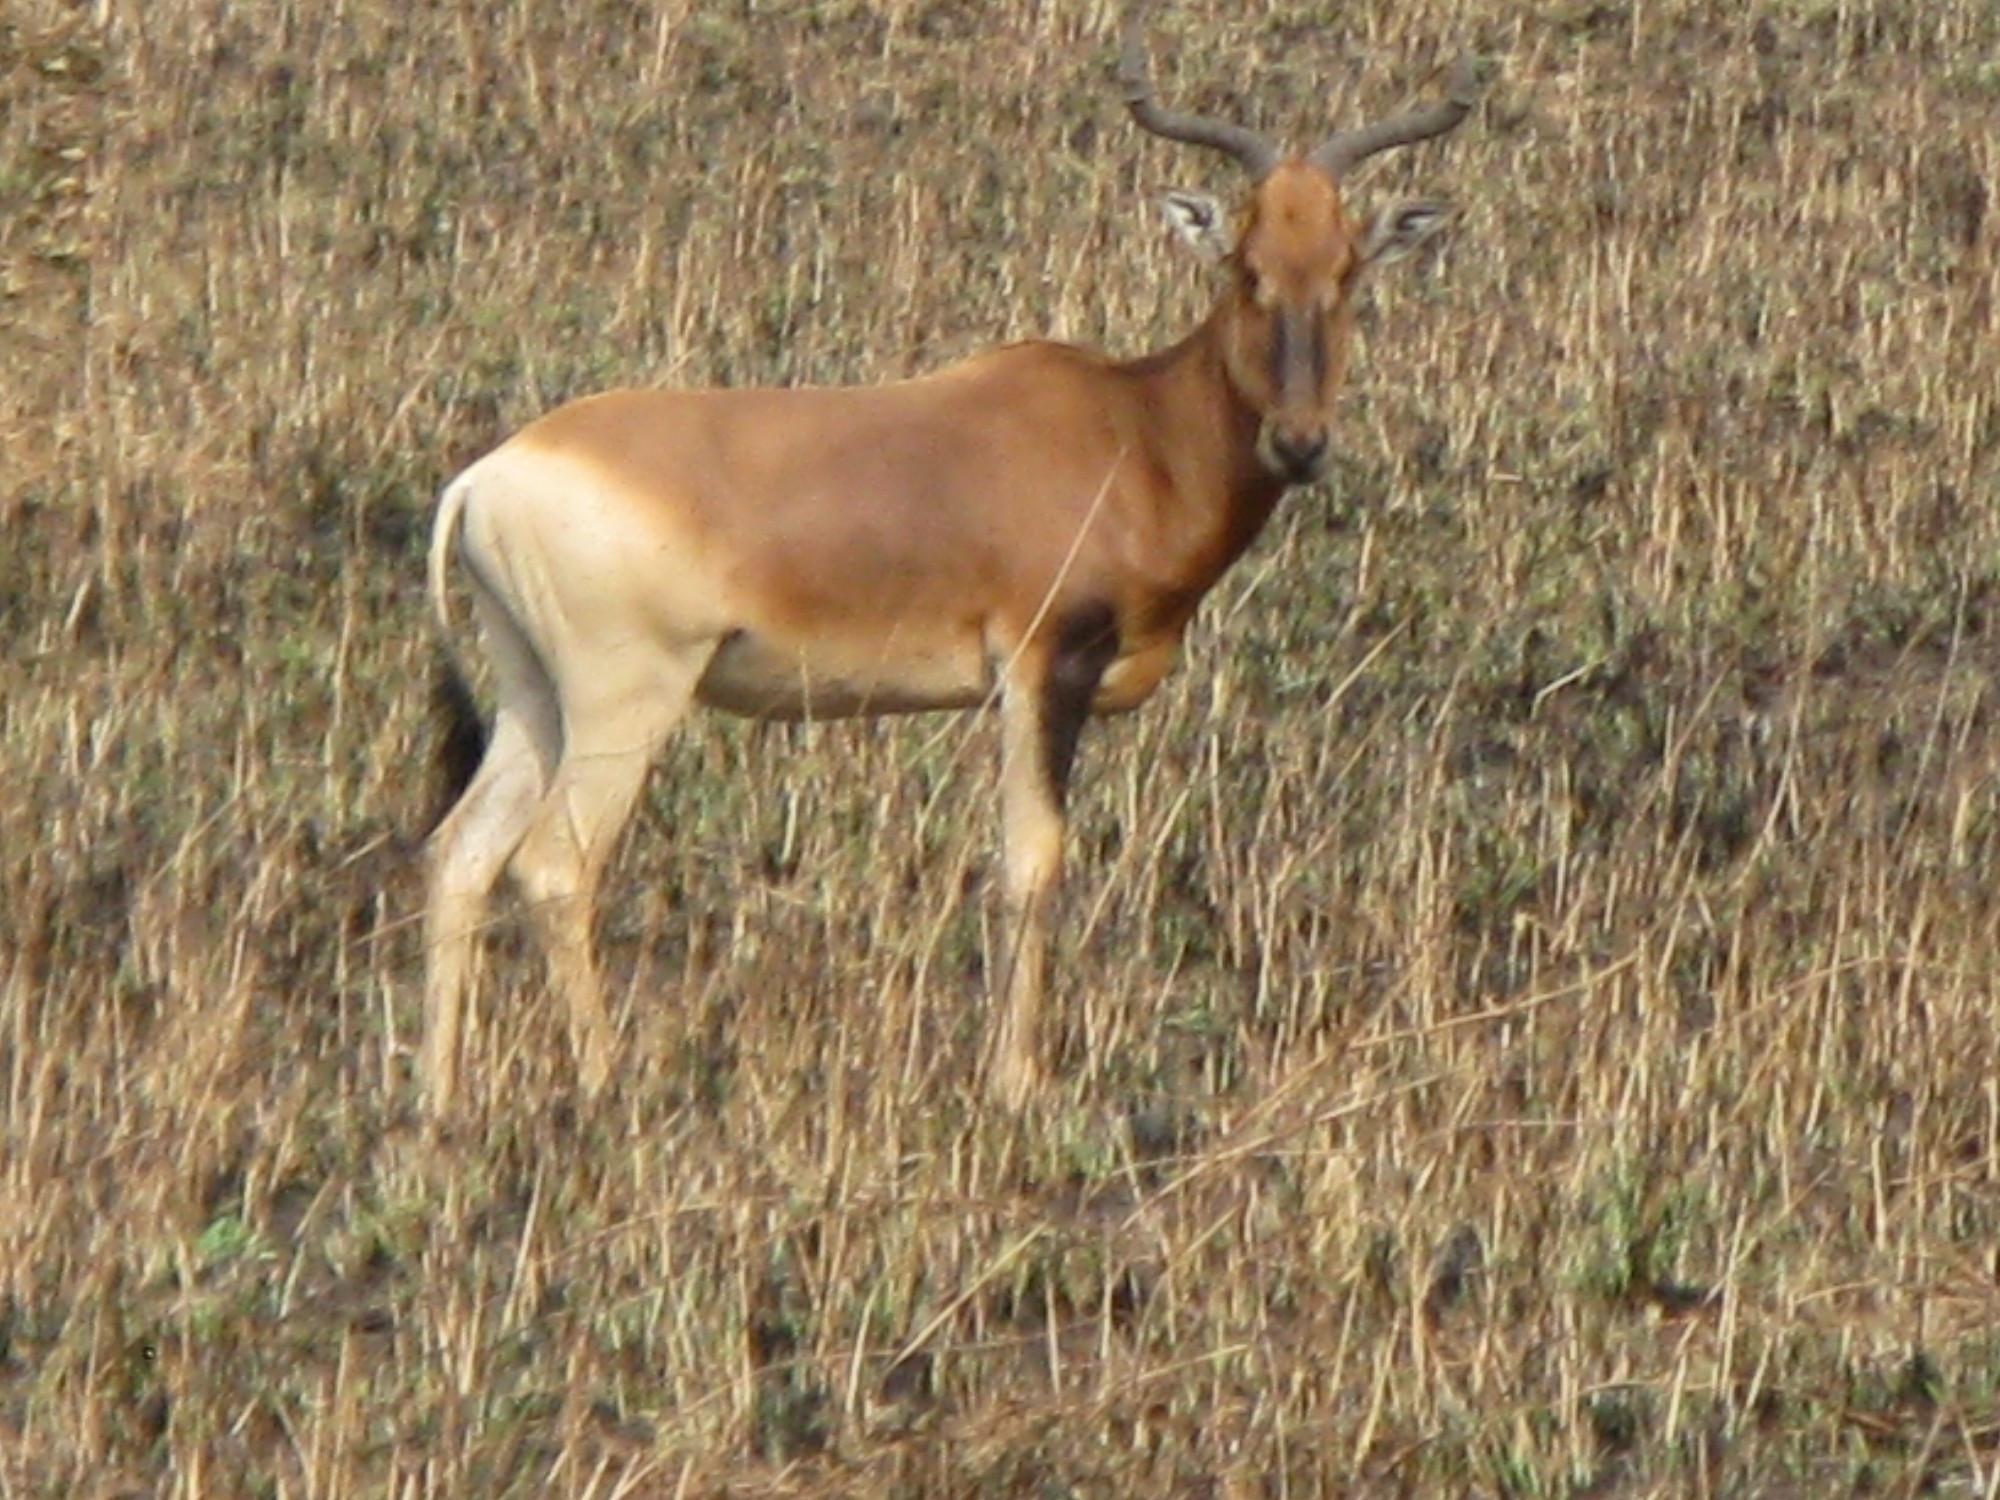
[1041,601,1120,808]
[427,654,488,835]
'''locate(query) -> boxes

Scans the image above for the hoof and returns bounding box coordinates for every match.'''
[988,1053,1044,1111]
[576,1046,614,1101]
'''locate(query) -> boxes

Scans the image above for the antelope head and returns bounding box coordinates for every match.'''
[1121,28,1477,484]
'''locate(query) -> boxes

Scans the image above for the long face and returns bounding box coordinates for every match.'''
[1121,28,1475,487]
[1225,164,1362,486]
[1165,167,1450,487]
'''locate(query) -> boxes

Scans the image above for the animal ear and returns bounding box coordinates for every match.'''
[1360,199,1452,267]
[1160,189,1234,264]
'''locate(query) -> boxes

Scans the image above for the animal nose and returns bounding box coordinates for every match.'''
[1266,426,1330,481]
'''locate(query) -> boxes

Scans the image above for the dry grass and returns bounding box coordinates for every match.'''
[5,0,2000,1494]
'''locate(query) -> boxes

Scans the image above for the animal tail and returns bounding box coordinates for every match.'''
[425,476,488,832]
[429,473,474,648]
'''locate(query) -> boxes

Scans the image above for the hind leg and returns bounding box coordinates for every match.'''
[507,646,712,1098]
[423,590,561,1117]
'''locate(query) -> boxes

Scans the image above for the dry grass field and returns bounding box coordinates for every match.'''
[5,0,2000,1493]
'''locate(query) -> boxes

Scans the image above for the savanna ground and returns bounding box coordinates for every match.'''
[5,0,2000,1493]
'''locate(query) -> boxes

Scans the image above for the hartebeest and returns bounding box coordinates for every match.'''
[421,26,1477,1114]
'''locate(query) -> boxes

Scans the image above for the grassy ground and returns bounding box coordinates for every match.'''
[5,0,2000,1493]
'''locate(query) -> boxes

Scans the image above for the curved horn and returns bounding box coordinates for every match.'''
[1309,54,1480,178]
[1119,24,1279,179]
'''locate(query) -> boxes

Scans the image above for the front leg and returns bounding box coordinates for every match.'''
[991,603,1121,1108]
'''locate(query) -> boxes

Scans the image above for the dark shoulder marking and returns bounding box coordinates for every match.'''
[1040,601,1121,806]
